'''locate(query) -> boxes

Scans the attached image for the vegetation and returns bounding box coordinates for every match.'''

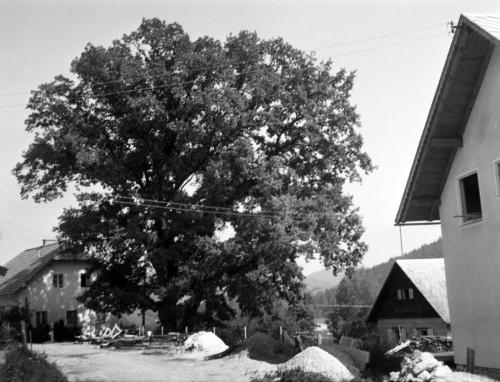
[15,18,372,331]
[0,345,68,382]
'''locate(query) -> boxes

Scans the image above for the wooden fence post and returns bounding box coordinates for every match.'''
[20,320,27,348]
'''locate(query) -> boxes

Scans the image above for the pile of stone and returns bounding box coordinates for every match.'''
[389,351,453,382]
[280,346,354,381]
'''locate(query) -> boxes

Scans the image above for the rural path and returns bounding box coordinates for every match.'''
[34,343,276,382]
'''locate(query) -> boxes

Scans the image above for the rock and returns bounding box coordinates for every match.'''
[412,352,440,374]
[389,371,400,381]
[417,370,432,382]
[432,365,453,379]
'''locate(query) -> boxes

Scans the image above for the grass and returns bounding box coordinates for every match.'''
[0,344,68,382]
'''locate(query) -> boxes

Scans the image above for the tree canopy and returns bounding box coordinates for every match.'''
[14,18,372,330]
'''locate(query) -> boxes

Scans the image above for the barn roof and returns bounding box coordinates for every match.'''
[396,14,500,224]
[367,258,449,324]
[0,243,89,296]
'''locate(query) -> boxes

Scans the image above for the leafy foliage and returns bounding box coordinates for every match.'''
[15,19,372,330]
[0,345,68,382]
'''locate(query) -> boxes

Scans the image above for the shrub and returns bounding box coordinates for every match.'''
[53,320,81,342]
[0,345,68,382]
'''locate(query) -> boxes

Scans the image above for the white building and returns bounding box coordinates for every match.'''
[0,243,156,333]
[396,14,500,378]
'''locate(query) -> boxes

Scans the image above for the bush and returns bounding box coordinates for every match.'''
[0,345,68,382]
[53,320,81,342]
[251,368,335,382]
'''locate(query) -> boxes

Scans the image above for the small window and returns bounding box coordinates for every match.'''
[35,311,48,327]
[459,173,482,222]
[397,288,414,300]
[417,328,434,336]
[66,310,78,326]
[80,273,90,288]
[388,327,407,343]
[53,273,64,288]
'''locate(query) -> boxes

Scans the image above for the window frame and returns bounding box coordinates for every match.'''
[35,311,48,327]
[80,272,90,288]
[66,310,78,327]
[53,273,64,288]
[458,171,483,224]
[397,287,414,300]
[494,159,500,196]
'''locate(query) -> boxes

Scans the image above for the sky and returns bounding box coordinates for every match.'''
[1,0,499,273]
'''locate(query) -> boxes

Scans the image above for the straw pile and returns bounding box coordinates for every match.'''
[246,332,283,359]
[280,346,353,381]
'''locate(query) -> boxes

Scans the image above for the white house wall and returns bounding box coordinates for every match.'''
[15,261,97,331]
[439,45,500,369]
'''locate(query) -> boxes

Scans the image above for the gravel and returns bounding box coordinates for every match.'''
[279,346,353,381]
[183,331,228,356]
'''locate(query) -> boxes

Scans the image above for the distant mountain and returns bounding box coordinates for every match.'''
[304,269,343,294]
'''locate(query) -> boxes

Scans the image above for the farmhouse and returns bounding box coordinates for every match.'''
[0,242,154,332]
[367,259,450,345]
[396,14,500,376]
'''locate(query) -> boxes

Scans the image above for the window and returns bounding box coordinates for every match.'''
[397,288,414,300]
[80,273,90,288]
[66,310,78,326]
[53,273,64,288]
[35,311,48,327]
[388,327,407,344]
[417,328,434,336]
[459,173,482,222]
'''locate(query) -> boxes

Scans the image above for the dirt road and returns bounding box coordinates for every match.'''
[34,343,276,382]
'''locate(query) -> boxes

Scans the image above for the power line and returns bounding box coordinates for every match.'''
[311,304,372,308]
[312,22,444,50]
[0,22,448,103]
[83,194,332,221]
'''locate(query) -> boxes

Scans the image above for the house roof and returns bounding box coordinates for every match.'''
[367,258,450,324]
[396,14,500,224]
[0,243,90,296]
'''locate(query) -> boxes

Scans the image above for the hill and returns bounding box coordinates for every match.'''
[304,269,344,294]
[311,238,443,304]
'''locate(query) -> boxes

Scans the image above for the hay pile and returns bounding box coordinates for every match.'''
[183,331,228,355]
[280,346,353,381]
[246,332,283,360]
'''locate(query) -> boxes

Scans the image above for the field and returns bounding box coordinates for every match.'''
[33,343,277,382]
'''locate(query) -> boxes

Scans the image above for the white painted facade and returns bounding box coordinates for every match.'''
[439,45,500,368]
[0,259,158,333]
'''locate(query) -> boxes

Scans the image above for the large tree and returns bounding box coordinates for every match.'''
[14,19,372,330]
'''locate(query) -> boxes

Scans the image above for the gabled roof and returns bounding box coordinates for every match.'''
[367,258,449,324]
[0,243,89,296]
[396,14,500,224]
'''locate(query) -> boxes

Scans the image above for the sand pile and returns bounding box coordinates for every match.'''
[246,332,283,359]
[280,346,353,381]
[183,331,228,355]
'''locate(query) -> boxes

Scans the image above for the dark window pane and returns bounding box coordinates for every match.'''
[461,173,482,221]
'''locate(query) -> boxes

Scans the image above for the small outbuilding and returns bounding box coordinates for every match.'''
[366,258,450,345]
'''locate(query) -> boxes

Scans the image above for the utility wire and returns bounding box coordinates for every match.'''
[0,22,445,98]
[83,194,328,220]
[311,304,372,308]
[0,23,448,103]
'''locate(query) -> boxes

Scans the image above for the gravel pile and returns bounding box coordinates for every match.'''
[279,346,353,381]
[183,331,228,356]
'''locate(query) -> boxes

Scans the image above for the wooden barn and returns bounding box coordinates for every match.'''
[366,258,450,345]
